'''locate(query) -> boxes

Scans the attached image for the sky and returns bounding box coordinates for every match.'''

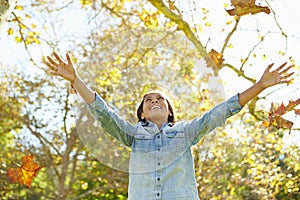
[0,0,299,146]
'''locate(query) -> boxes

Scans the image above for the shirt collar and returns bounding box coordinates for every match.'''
[140,120,173,128]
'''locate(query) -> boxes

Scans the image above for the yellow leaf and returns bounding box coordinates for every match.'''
[240,58,247,64]
[257,164,264,171]
[227,43,234,48]
[81,182,88,190]
[259,35,264,41]
[247,169,252,174]
[205,22,212,27]
[7,28,14,35]
[294,163,300,172]
[15,36,22,43]
[262,54,267,60]
[80,0,92,5]
[289,57,295,65]
[226,20,233,25]
[201,8,209,15]
[275,144,282,152]
[279,50,285,56]
[169,1,175,10]
[165,21,175,28]
[15,5,24,10]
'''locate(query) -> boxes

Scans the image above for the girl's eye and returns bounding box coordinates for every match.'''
[145,99,151,102]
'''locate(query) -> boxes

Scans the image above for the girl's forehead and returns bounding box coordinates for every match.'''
[144,92,164,98]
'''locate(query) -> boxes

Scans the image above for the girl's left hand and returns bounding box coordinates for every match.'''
[259,62,294,89]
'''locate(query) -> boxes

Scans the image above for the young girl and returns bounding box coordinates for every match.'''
[46,52,293,200]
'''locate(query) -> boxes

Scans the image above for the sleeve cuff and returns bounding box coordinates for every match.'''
[227,94,243,115]
[88,93,107,113]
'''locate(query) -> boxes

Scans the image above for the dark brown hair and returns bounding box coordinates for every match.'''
[136,93,175,123]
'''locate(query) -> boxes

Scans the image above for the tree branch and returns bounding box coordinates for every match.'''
[221,17,240,54]
[223,63,256,83]
[147,0,207,58]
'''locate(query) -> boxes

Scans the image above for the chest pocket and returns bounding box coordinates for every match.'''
[132,134,154,153]
[163,131,186,152]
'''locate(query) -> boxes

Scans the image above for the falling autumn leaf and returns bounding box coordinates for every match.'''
[274,102,287,115]
[269,114,293,134]
[262,99,300,134]
[204,49,224,75]
[7,155,43,188]
[226,0,271,16]
[274,99,300,115]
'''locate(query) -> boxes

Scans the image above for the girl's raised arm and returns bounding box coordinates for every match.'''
[45,52,95,104]
[238,62,294,106]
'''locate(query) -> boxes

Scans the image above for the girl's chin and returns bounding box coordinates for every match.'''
[149,113,167,119]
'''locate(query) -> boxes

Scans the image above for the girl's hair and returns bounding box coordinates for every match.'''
[136,92,175,123]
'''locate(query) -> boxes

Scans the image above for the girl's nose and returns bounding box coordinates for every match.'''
[151,99,158,103]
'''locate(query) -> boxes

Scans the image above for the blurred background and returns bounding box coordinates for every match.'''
[0,0,299,199]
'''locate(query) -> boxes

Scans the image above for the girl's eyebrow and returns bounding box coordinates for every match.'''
[144,93,164,100]
[144,96,152,101]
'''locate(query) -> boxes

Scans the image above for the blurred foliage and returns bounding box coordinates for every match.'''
[0,0,299,199]
[195,119,300,199]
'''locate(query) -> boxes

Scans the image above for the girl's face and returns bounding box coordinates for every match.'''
[141,93,171,123]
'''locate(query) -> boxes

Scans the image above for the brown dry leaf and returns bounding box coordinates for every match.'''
[7,155,43,188]
[270,114,293,134]
[274,98,300,115]
[294,109,300,116]
[226,0,271,16]
[265,100,300,134]
[274,102,286,115]
[204,49,224,75]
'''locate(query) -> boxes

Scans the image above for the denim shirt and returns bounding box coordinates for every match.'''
[88,93,243,200]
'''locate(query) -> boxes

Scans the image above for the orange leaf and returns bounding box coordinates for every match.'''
[267,101,298,134]
[226,0,270,16]
[286,99,300,112]
[7,155,42,188]
[274,102,286,115]
[295,109,300,116]
[261,120,270,127]
[274,98,300,115]
[204,49,224,75]
[271,115,293,134]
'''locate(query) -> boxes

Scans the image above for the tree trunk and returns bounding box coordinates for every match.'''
[0,0,17,31]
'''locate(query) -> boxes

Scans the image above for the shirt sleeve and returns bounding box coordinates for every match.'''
[88,93,135,147]
[184,94,243,145]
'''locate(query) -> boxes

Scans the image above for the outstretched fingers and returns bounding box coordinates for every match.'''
[66,52,72,65]
[273,62,287,73]
[53,52,65,63]
[45,53,62,77]
[279,64,293,74]
[265,63,275,72]
[280,72,294,84]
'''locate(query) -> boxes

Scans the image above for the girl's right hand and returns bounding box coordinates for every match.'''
[45,52,77,84]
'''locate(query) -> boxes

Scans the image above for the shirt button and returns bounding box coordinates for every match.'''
[157,193,160,196]
[157,177,160,181]
[157,136,160,139]
[158,162,160,166]
[158,148,160,151]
